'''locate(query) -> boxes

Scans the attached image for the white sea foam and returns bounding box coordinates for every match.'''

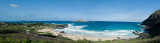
[54,24,139,37]
[137,24,141,25]
[137,23,145,33]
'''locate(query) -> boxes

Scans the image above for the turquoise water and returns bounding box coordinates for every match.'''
[3,21,142,37]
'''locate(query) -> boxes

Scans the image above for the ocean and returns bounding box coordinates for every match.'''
[3,21,143,37]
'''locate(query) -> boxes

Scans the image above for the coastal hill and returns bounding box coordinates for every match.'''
[141,10,160,37]
[142,10,160,25]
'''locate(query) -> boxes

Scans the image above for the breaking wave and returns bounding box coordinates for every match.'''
[54,24,139,37]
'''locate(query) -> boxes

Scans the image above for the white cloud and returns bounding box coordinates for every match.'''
[10,4,19,8]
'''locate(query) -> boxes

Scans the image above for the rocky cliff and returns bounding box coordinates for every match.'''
[141,10,160,38]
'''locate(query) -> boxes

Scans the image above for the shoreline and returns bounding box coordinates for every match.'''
[38,27,137,41]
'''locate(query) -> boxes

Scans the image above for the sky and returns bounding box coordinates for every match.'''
[0,0,160,22]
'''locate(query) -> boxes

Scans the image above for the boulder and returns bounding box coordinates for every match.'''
[60,31,65,33]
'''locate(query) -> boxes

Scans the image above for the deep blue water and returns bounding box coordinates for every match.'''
[2,21,142,37]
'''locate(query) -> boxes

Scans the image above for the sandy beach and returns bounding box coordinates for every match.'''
[38,27,137,41]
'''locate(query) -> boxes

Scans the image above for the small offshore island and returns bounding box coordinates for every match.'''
[72,19,93,22]
[0,10,160,43]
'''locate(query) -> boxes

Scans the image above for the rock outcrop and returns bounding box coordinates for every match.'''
[136,33,149,39]
[0,22,6,25]
[55,24,68,29]
[141,10,160,38]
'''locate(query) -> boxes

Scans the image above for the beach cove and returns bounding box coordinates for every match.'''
[38,27,137,41]
[36,21,143,41]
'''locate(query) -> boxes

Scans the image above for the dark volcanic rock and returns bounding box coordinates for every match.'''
[132,31,140,35]
[56,24,68,29]
[141,10,160,38]
[60,31,65,33]
[136,33,149,39]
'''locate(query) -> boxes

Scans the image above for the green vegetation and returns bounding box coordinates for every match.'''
[0,22,160,43]
[153,10,160,14]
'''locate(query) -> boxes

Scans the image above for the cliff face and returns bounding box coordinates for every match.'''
[141,10,160,37]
